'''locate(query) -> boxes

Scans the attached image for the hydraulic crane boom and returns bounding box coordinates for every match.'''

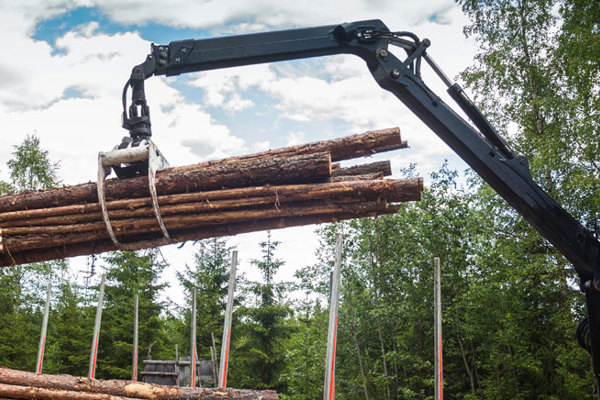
[119,19,600,393]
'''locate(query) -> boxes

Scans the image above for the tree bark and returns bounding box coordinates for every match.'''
[330,161,392,177]
[345,282,370,400]
[182,127,405,167]
[0,178,423,264]
[0,125,406,213]
[4,200,390,252]
[0,126,418,267]
[0,368,278,399]
[327,173,384,182]
[0,152,331,212]
[0,179,422,227]
[373,220,391,400]
[456,332,476,397]
[1,207,398,267]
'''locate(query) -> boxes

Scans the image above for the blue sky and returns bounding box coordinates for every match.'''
[0,0,477,303]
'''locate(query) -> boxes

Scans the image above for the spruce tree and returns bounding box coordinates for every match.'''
[95,250,168,379]
[233,232,293,391]
[176,238,235,363]
[45,281,91,375]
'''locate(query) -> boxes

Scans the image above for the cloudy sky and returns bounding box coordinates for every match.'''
[0,0,477,305]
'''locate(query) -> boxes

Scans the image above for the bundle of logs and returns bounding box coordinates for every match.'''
[0,367,279,400]
[0,127,423,267]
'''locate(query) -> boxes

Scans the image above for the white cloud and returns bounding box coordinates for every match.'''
[286,131,305,146]
[0,10,254,183]
[181,5,476,172]
[79,0,457,31]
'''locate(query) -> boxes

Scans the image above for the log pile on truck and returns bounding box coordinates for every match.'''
[0,127,423,267]
[0,367,278,400]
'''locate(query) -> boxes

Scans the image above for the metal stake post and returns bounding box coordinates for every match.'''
[35,283,52,374]
[434,257,443,400]
[219,250,238,388]
[323,233,342,400]
[132,295,139,382]
[211,332,219,383]
[190,288,197,387]
[89,274,106,379]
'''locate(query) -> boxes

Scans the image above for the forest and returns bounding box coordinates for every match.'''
[0,0,598,399]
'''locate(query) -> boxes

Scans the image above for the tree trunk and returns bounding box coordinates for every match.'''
[330,161,392,177]
[1,177,423,266]
[0,152,331,212]
[0,125,407,213]
[187,127,405,166]
[1,208,399,267]
[0,368,278,399]
[4,200,390,253]
[0,126,420,268]
[345,282,370,400]
[456,332,476,397]
[373,220,391,400]
[0,179,422,227]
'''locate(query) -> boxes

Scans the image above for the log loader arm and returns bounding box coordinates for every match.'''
[120,19,600,393]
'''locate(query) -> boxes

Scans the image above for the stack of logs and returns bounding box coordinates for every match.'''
[0,127,423,267]
[0,367,279,400]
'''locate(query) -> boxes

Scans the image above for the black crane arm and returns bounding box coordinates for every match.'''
[121,19,600,392]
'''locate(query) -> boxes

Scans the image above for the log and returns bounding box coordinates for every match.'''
[0,368,278,399]
[3,200,391,253]
[0,128,408,212]
[172,127,405,169]
[0,383,140,400]
[0,384,276,400]
[0,173,386,223]
[0,127,417,267]
[328,172,384,182]
[0,126,406,213]
[0,152,332,213]
[330,161,392,177]
[0,178,422,227]
[0,207,399,267]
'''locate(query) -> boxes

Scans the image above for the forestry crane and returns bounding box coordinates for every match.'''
[113,19,600,394]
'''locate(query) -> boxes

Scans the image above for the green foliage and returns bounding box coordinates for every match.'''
[454,0,597,396]
[176,238,236,362]
[279,300,328,400]
[45,281,93,376]
[95,250,168,379]
[0,178,12,195]
[0,134,66,371]
[232,232,293,391]
[7,134,60,192]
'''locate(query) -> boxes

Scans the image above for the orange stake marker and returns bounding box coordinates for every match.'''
[323,233,342,400]
[219,251,237,388]
[434,258,443,400]
[89,274,106,379]
[190,288,197,387]
[35,283,51,374]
